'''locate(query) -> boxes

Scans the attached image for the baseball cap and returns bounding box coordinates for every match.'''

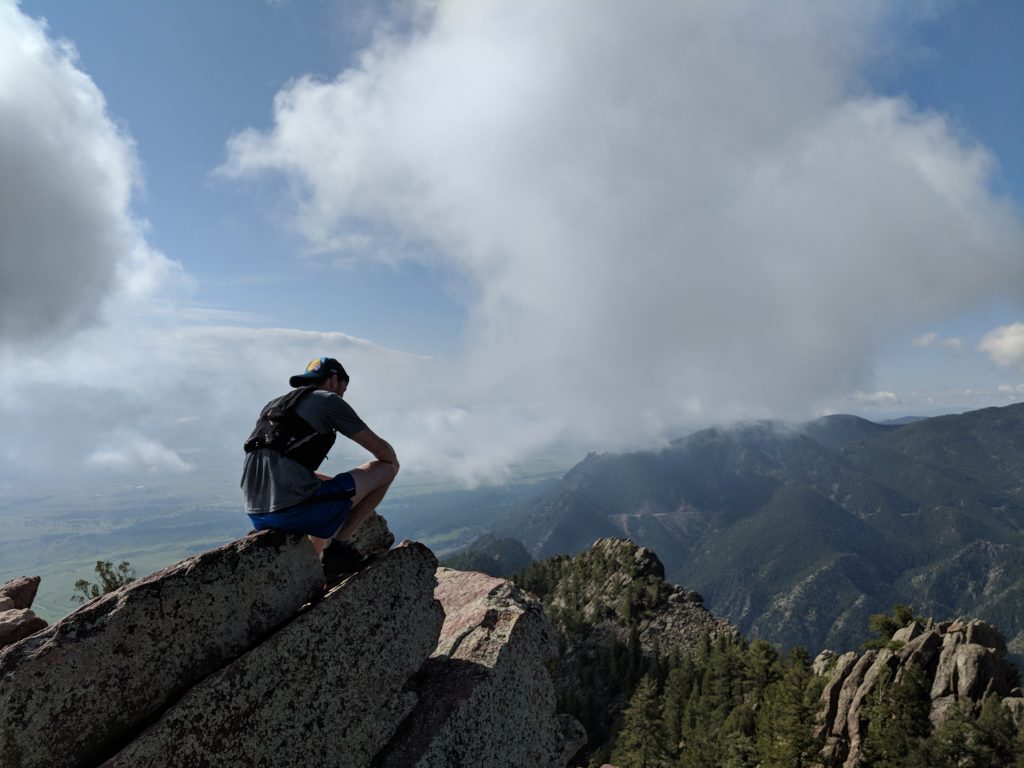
[289,356,349,388]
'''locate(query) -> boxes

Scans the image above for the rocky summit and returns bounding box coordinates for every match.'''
[0,513,583,768]
[523,537,738,658]
[515,537,738,761]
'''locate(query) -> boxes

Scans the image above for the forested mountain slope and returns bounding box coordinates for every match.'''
[513,539,1024,767]
[498,402,1024,658]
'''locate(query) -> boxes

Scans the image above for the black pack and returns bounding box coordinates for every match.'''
[243,387,337,472]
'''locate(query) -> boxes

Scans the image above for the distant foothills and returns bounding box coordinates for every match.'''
[447,401,1024,663]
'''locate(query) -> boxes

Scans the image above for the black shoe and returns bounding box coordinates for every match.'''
[322,540,372,586]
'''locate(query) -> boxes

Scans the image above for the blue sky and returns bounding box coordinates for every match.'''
[2,0,1023,492]
[18,0,467,355]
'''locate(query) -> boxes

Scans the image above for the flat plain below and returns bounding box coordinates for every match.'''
[0,464,562,623]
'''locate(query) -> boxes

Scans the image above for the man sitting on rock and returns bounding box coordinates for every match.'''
[241,356,399,584]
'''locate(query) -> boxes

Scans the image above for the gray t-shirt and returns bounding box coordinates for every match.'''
[241,389,368,514]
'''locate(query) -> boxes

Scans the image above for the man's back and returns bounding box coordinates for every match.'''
[242,355,399,562]
[241,389,366,514]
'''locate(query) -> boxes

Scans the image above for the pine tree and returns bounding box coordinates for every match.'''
[611,674,669,768]
[864,604,919,650]
[678,684,719,768]
[929,700,975,767]
[703,636,744,726]
[661,661,695,759]
[745,638,781,699]
[923,696,1024,767]
[860,665,932,766]
[71,560,136,603]
[675,637,746,767]
[626,625,644,689]
[721,703,758,768]
[756,647,823,768]
[966,695,1019,767]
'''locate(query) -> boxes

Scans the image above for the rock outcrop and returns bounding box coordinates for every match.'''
[351,510,396,557]
[548,538,737,658]
[376,568,583,767]
[0,609,47,652]
[0,530,324,768]
[516,537,735,764]
[0,577,47,652]
[0,517,579,768]
[815,618,1023,767]
[0,577,41,610]
[105,542,443,768]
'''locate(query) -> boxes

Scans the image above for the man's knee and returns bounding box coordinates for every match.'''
[365,459,397,487]
[366,461,397,495]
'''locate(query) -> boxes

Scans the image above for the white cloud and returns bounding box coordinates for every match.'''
[88,430,195,474]
[2,1,1023,494]
[852,390,900,406]
[0,318,440,484]
[979,322,1024,368]
[0,2,183,344]
[221,0,1024,459]
[0,0,434,483]
[0,1,543,490]
[913,331,965,352]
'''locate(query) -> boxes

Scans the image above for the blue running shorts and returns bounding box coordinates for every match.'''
[248,472,357,538]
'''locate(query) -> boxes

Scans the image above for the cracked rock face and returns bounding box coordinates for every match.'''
[376,568,583,768]
[0,577,47,653]
[0,610,47,651]
[0,530,323,768]
[105,542,443,768]
[0,577,41,611]
[0,519,584,768]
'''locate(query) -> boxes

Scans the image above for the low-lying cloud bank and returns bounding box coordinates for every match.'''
[0,320,429,484]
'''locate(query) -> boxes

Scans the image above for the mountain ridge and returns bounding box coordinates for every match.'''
[497,401,1024,659]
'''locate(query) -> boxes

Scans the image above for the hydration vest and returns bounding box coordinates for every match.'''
[243,387,336,472]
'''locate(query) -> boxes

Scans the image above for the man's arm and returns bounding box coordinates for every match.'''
[349,428,399,468]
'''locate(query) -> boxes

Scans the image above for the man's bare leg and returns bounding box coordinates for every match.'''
[333,477,394,542]
[310,536,330,555]
[308,460,397,554]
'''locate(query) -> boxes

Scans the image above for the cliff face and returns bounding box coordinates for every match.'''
[814,618,1023,768]
[0,515,583,768]
[377,568,574,767]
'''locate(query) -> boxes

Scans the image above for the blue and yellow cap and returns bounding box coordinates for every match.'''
[289,356,349,388]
